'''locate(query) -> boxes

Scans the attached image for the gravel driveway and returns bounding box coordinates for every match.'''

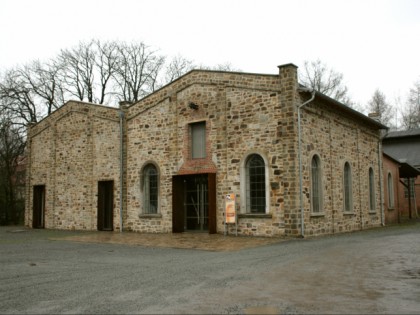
[1,223,419,314]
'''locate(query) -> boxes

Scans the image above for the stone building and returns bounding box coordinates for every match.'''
[25,63,388,237]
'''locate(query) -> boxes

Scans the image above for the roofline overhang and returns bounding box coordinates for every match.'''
[383,152,420,178]
[298,90,389,130]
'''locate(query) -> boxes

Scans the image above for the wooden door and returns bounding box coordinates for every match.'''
[208,173,216,234]
[32,185,45,229]
[172,174,216,234]
[172,176,184,233]
[97,181,114,231]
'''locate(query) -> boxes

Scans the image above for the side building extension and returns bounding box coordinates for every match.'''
[383,129,420,222]
[25,64,388,237]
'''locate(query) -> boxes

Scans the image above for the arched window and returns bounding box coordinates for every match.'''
[344,162,353,212]
[369,167,376,212]
[387,173,394,209]
[245,154,266,213]
[143,164,158,214]
[311,155,322,213]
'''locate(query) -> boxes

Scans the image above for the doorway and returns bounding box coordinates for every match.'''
[97,181,114,231]
[172,173,216,233]
[32,185,45,229]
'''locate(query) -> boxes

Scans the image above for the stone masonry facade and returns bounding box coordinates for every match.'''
[25,64,386,237]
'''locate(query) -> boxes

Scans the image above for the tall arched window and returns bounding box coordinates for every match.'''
[344,162,353,212]
[311,155,322,213]
[143,164,158,214]
[369,167,376,212]
[387,172,394,209]
[246,154,266,213]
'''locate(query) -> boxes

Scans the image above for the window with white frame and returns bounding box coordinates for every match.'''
[387,172,395,208]
[311,155,322,213]
[143,164,158,214]
[369,167,376,211]
[245,154,266,213]
[343,162,353,212]
[190,121,206,159]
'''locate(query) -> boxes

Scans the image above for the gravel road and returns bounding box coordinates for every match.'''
[1,223,419,314]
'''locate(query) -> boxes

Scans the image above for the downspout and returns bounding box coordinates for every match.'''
[119,109,125,233]
[378,129,387,226]
[297,88,316,238]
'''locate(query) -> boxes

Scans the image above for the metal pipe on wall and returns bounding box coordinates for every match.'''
[119,110,125,233]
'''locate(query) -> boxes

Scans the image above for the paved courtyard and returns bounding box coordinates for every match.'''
[1,223,420,314]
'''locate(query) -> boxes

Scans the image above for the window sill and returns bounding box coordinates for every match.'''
[139,214,162,219]
[387,207,395,211]
[368,211,377,215]
[343,211,355,216]
[310,212,325,217]
[238,213,272,219]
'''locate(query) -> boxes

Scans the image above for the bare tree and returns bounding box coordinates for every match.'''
[0,117,26,225]
[94,40,119,104]
[164,55,195,84]
[113,42,165,103]
[299,59,352,105]
[197,61,241,72]
[17,60,66,116]
[367,89,393,127]
[59,40,96,103]
[0,68,38,125]
[401,80,420,130]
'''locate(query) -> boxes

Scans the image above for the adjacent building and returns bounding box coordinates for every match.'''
[25,64,388,237]
[383,130,420,222]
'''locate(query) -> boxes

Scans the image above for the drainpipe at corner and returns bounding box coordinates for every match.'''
[378,129,388,226]
[297,88,316,238]
[119,109,125,233]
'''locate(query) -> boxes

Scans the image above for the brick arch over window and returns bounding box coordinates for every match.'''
[240,152,270,214]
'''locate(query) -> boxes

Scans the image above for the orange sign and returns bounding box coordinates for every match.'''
[225,194,236,224]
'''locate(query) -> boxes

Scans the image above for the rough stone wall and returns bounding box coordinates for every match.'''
[26,101,121,230]
[300,100,383,236]
[26,66,384,238]
[125,69,293,236]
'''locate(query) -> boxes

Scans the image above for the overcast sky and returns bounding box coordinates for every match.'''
[1,0,419,111]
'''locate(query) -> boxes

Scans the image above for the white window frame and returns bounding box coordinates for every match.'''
[240,152,270,214]
[190,121,206,159]
[140,162,160,215]
[343,162,353,212]
[310,154,323,214]
[369,167,376,212]
[387,172,395,209]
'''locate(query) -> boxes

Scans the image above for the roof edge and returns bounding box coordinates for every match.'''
[300,90,389,130]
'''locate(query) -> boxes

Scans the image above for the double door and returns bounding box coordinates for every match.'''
[172,174,216,233]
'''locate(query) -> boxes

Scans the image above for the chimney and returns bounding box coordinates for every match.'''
[277,63,299,101]
[119,101,132,110]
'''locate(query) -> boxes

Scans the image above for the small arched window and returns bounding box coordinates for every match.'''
[343,162,353,212]
[245,154,266,213]
[311,155,322,213]
[387,172,394,209]
[143,164,158,214]
[369,167,376,212]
